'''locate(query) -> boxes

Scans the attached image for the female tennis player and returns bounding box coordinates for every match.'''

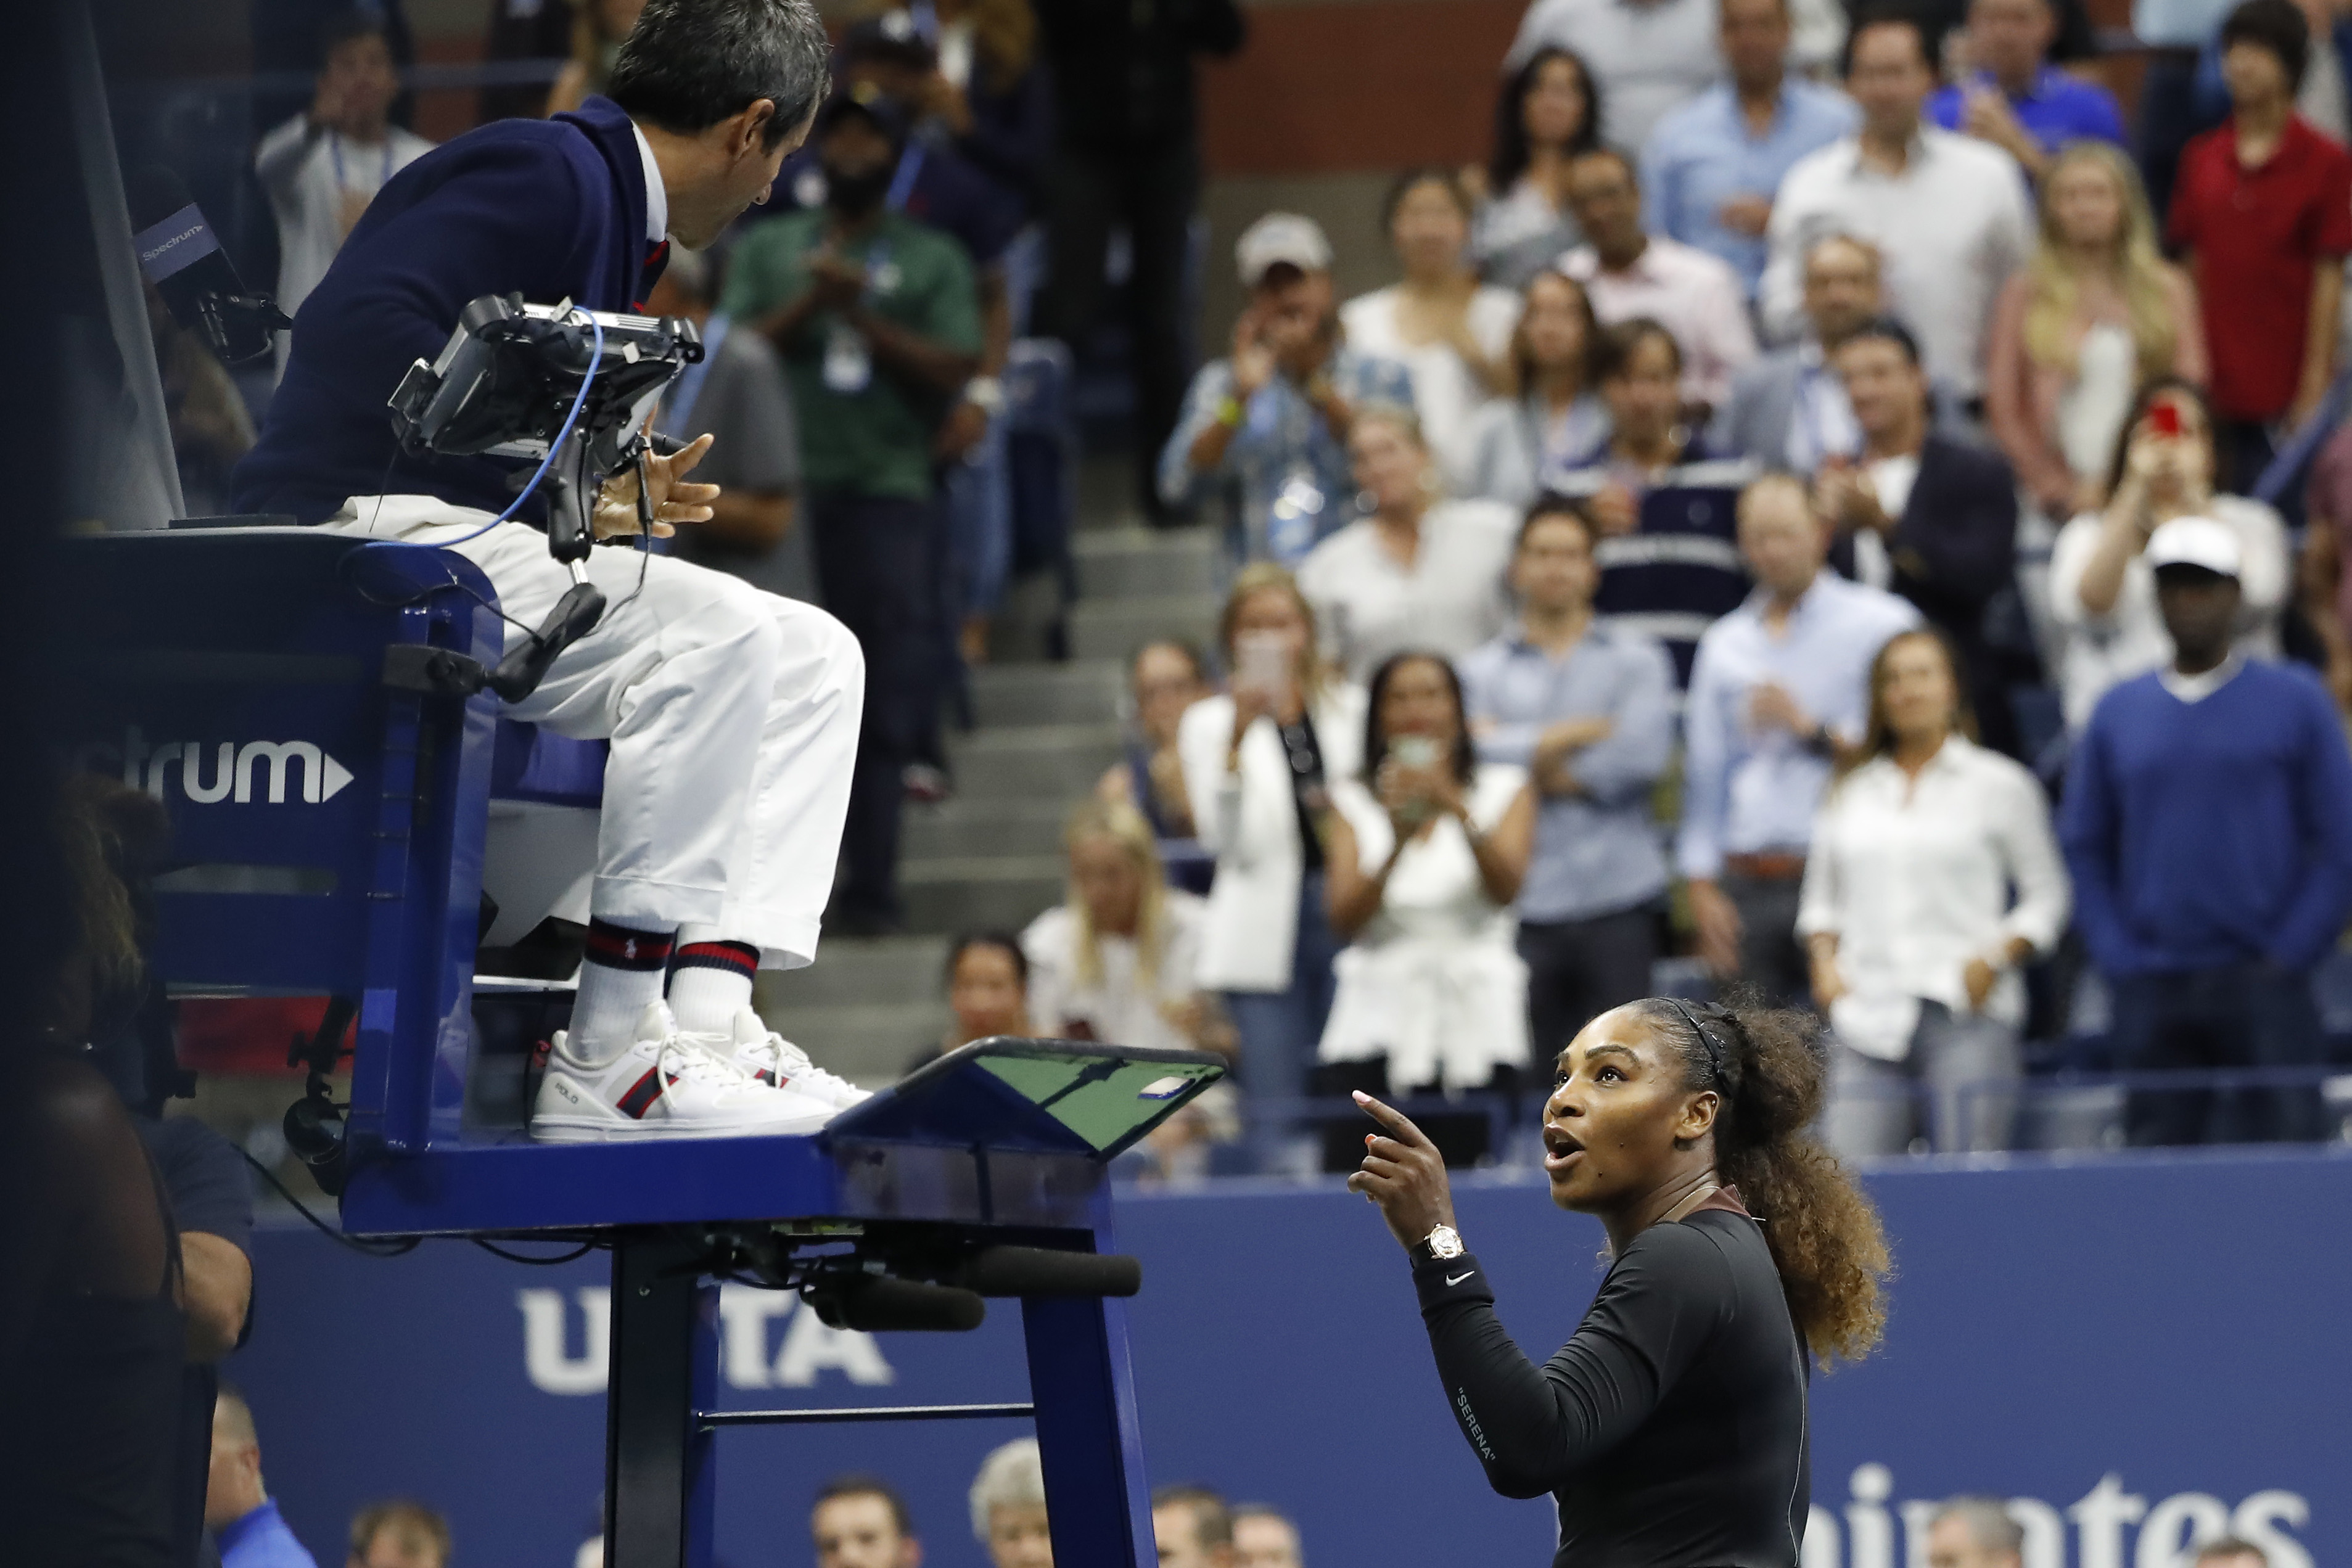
[1349,997,1889,1566]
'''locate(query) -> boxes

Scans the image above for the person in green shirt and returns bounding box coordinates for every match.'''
[722,89,982,932]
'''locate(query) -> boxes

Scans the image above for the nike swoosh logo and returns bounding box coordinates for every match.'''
[1445,1270,1476,1287]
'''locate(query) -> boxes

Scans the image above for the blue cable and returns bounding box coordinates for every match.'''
[424,308,607,549]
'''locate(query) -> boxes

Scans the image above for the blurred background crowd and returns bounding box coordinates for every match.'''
[99,0,2352,1192]
[41,0,2352,1559]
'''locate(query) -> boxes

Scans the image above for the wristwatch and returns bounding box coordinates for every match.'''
[1414,1225,1465,1265]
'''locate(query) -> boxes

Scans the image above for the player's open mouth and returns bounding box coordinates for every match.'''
[1542,1125,1584,1174]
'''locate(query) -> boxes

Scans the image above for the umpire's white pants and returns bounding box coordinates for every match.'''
[327,496,864,969]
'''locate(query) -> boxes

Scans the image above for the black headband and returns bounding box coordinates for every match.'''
[1660,998,1730,1088]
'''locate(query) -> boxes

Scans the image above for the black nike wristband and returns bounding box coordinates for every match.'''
[1413,1250,1495,1313]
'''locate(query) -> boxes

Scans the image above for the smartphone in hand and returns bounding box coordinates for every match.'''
[1233,633,1292,704]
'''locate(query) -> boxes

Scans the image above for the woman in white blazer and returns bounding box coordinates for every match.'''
[1178,564,1368,1131]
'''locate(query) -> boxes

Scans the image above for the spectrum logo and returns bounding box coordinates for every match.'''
[76,726,355,805]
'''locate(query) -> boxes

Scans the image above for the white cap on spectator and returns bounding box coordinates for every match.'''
[2146,515,2242,580]
[1235,213,1333,287]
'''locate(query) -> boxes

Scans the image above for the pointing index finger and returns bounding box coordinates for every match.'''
[1352,1090,1434,1152]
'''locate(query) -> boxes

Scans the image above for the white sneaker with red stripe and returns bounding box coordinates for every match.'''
[709,1007,871,1112]
[531,1003,835,1142]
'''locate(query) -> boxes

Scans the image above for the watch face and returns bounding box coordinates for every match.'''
[1427,1226,1464,1260]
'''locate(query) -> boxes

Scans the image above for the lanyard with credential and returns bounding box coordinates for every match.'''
[883,142,924,216]
[851,145,921,295]
[328,129,393,193]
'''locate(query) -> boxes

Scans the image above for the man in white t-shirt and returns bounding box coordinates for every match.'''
[1758,7,2033,400]
[254,11,434,361]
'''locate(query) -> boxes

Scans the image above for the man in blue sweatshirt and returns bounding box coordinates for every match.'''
[2060,515,2352,1145]
[229,0,878,1143]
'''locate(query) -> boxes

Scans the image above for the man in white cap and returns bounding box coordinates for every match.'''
[1157,213,1415,565]
[2060,515,2352,1146]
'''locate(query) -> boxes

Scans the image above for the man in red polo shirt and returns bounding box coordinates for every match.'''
[2169,0,2352,493]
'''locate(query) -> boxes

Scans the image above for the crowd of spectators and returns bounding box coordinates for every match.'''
[1144,0,2352,1169]
[171,0,2352,1175]
[970,0,2352,1168]
[205,1378,457,1568]
[39,1,2352,1558]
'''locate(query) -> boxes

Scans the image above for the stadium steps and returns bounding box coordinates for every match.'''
[762,466,1224,1085]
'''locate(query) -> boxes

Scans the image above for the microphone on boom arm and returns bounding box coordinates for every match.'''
[125,165,292,366]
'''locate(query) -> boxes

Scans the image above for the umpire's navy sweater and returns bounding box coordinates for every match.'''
[231,96,666,524]
[2058,659,2352,976]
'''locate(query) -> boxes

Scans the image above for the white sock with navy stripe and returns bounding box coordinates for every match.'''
[569,919,675,1067]
[667,925,760,1036]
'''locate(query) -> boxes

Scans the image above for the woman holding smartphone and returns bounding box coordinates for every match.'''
[2047,377,2290,731]
[1314,650,1536,1164]
[1177,566,1368,1157]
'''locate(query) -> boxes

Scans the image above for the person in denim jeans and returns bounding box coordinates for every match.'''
[2060,516,2352,1144]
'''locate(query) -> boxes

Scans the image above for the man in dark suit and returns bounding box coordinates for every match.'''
[1813,316,2025,755]
[228,0,875,1143]
[235,0,824,523]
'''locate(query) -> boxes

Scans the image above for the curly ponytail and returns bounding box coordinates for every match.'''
[1645,995,1889,1365]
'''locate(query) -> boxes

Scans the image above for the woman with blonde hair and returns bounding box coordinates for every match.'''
[1986,141,2205,522]
[1022,798,1212,1055]
[1178,564,1368,1137]
[1799,628,2068,1157]
[546,0,647,115]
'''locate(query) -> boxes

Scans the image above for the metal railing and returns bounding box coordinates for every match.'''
[1137,1066,2352,1183]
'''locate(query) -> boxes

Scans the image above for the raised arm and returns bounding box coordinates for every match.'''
[1347,1094,1730,1498]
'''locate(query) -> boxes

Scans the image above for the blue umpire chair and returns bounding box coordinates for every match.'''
[58,523,1222,1568]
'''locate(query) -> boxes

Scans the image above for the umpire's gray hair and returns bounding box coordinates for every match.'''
[1933,1496,2025,1558]
[608,0,832,148]
[968,1437,1046,1543]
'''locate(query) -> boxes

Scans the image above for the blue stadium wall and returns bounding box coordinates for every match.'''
[231,1146,2350,1567]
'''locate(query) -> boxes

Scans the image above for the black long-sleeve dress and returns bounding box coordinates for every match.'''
[1410,1190,1810,1567]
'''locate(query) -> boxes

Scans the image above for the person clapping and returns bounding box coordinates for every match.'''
[1314,652,1537,1162]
